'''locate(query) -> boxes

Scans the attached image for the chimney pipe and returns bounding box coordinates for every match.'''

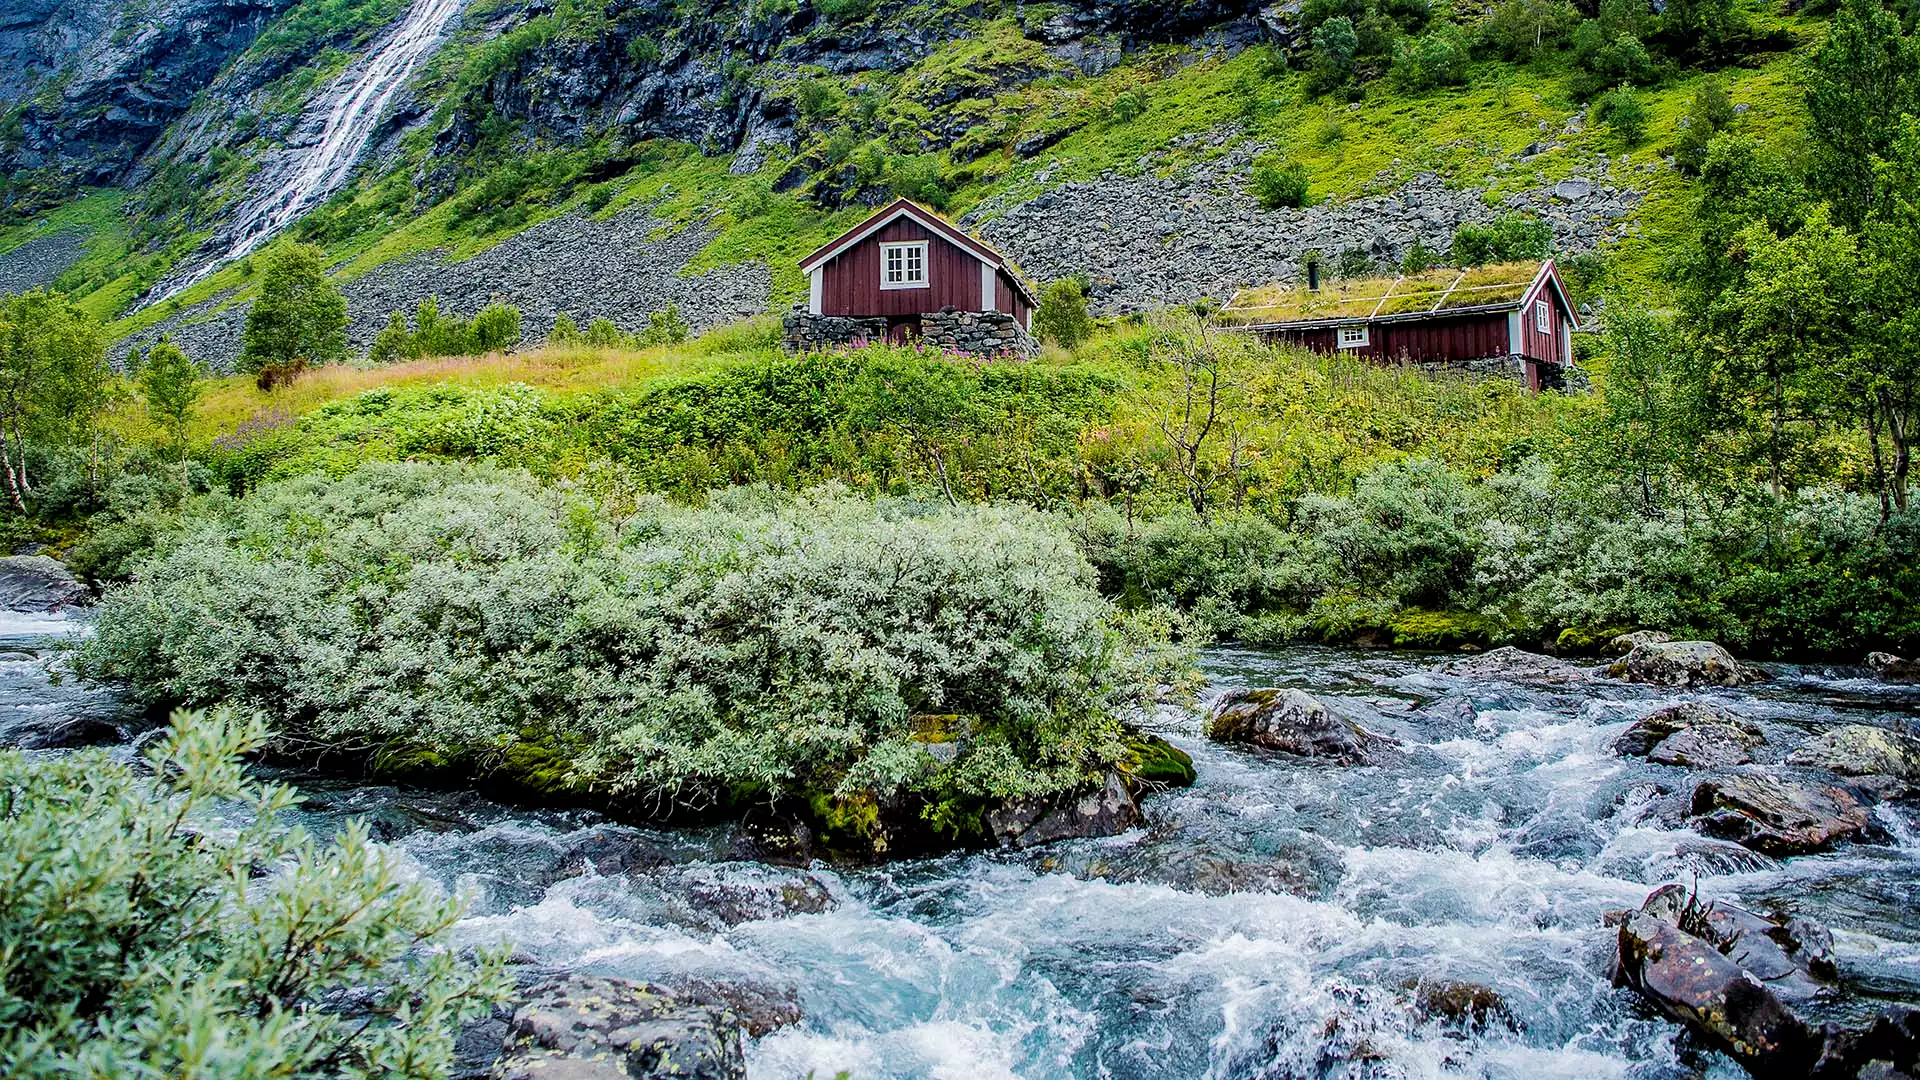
[1306,257,1321,292]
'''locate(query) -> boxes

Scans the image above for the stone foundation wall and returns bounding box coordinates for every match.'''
[918,308,1041,359]
[783,307,1041,360]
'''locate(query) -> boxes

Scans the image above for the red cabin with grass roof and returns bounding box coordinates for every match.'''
[1224,260,1580,392]
[799,199,1037,342]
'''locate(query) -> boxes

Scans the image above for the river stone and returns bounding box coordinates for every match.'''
[1787,725,1920,780]
[1405,978,1517,1032]
[1607,640,1767,688]
[0,555,89,612]
[1614,891,1824,1075]
[1867,652,1920,684]
[1607,629,1673,655]
[988,770,1142,849]
[1435,646,1590,686]
[1204,688,1398,764]
[1614,702,1765,768]
[494,975,744,1080]
[1690,773,1870,856]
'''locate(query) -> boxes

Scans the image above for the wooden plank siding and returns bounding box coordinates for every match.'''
[1260,312,1512,363]
[1516,275,1568,364]
[818,219,983,318]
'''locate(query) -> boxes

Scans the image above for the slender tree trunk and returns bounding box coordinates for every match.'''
[1866,400,1892,522]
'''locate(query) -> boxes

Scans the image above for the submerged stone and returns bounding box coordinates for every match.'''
[1691,774,1869,856]
[493,975,745,1080]
[1607,641,1767,688]
[1204,687,1398,765]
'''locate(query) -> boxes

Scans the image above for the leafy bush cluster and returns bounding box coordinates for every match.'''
[547,305,688,350]
[75,466,1180,835]
[369,296,524,363]
[0,708,508,1078]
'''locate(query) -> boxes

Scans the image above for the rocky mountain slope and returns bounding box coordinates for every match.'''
[0,0,1808,368]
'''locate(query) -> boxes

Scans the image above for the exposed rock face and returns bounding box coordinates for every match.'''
[1691,774,1870,856]
[0,555,90,612]
[989,770,1144,849]
[1613,885,1827,1076]
[1607,640,1767,688]
[1867,652,1920,684]
[0,0,294,195]
[1434,646,1590,686]
[1787,725,1920,780]
[1205,687,1398,764]
[125,206,773,372]
[492,976,745,1080]
[1613,702,1765,769]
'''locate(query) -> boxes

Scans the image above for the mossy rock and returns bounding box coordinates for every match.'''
[1389,609,1501,651]
[1554,623,1636,655]
[806,788,886,856]
[1121,733,1196,788]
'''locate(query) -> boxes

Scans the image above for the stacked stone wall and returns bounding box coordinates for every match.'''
[782,307,1040,360]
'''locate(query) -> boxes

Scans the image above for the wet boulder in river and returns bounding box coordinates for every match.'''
[1614,702,1766,768]
[1435,646,1591,686]
[989,770,1143,849]
[1608,641,1768,688]
[1613,885,1827,1076]
[0,555,89,612]
[1867,652,1920,684]
[492,975,745,1080]
[1787,725,1920,781]
[1205,687,1398,765]
[1691,773,1869,856]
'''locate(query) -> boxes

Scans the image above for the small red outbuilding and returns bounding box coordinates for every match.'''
[1225,260,1581,391]
[799,199,1038,336]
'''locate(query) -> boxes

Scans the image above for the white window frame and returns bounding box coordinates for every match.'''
[1534,298,1552,334]
[880,242,930,290]
[1337,324,1370,349]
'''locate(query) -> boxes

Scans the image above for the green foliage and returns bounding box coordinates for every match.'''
[1110,88,1149,122]
[0,708,510,1078]
[138,338,201,451]
[1035,278,1095,350]
[239,242,347,376]
[76,467,1174,815]
[1479,0,1579,61]
[1401,238,1441,272]
[1391,23,1472,93]
[1593,83,1649,145]
[1251,155,1312,209]
[370,299,526,362]
[1307,16,1361,98]
[0,288,111,509]
[1449,213,1552,265]
[814,0,874,23]
[1673,76,1736,174]
[1805,0,1920,229]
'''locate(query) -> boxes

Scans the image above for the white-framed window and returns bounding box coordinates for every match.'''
[881,242,929,290]
[1337,324,1370,349]
[1535,298,1553,334]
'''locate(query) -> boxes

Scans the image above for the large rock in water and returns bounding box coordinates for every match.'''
[1436,646,1591,686]
[1613,702,1766,768]
[0,555,89,612]
[1205,688,1398,764]
[1607,641,1767,688]
[1787,725,1920,780]
[1607,629,1674,655]
[492,976,744,1080]
[1691,773,1870,856]
[1867,652,1920,684]
[989,771,1143,850]
[1613,885,1828,1075]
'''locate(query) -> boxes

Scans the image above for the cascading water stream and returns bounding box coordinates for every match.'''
[148,0,464,303]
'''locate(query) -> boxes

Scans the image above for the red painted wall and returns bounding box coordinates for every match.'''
[818,219,984,318]
[1261,312,1513,362]
[997,267,1031,325]
[1516,278,1567,363]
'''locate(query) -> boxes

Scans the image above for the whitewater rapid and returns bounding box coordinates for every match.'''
[12,620,1919,1078]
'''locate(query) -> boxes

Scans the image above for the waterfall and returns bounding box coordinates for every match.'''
[149,0,464,302]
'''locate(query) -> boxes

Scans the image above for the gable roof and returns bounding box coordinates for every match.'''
[1221,260,1578,331]
[801,198,1037,306]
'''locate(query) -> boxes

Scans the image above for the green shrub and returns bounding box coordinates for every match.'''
[1390,23,1472,92]
[75,466,1184,819]
[1307,16,1360,97]
[471,301,525,353]
[1449,212,1553,265]
[1594,82,1649,144]
[1251,155,1312,209]
[1110,88,1148,122]
[0,708,510,1078]
[1035,278,1096,349]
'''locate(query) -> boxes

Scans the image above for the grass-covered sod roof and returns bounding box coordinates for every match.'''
[1221,262,1545,326]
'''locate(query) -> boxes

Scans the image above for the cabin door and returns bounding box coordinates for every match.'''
[885,317,919,346]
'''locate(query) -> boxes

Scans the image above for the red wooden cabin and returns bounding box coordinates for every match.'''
[800,199,1038,342]
[1227,261,1580,391]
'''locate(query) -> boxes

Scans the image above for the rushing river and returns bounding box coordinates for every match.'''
[10,613,1920,1079]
